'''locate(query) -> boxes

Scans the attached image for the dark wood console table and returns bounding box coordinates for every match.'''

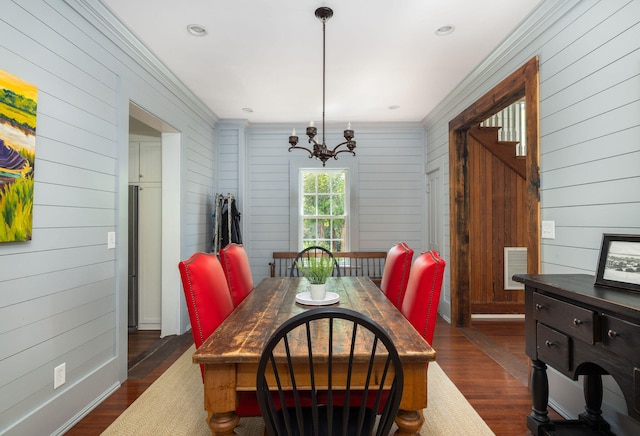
[514,274,640,435]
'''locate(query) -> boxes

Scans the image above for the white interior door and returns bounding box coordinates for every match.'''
[130,139,162,330]
[137,183,162,329]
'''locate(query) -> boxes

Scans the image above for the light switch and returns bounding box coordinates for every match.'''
[107,231,116,249]
[541,221,555,239]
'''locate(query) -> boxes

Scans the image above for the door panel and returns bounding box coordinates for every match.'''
[137,184,162,330]
[468,132,526,314]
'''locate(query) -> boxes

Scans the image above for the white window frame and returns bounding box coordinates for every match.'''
[289,158,359,252]
[299,168,349,251]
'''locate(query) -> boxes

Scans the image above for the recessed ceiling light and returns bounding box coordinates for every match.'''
[242,107,254,113]
[187,24,207,36]
[435,25,455,36]
[389,105,400,110]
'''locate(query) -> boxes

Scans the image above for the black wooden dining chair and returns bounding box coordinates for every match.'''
[256,307,403,436]
[290,246,341,278]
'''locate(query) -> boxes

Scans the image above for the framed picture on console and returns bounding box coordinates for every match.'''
[595,233,640,292]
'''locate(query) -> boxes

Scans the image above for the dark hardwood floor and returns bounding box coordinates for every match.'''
[67,316,560,435]
[65,329,193,435]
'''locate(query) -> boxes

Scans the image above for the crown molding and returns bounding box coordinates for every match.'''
[65,0,218,124]
[422,0,583,129]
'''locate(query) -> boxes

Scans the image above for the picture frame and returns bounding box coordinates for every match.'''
[595,233,640,292]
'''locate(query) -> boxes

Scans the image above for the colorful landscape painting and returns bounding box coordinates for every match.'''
[0,69,37,242]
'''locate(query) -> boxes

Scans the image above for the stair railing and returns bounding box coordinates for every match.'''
[480,98,526,156]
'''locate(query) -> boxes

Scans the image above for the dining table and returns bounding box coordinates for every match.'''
[192,276,436,435]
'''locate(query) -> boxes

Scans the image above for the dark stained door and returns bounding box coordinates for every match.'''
[467,128,526,314]
[449,57,540,327]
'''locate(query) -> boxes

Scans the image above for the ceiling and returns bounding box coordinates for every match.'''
[103,0,542,125]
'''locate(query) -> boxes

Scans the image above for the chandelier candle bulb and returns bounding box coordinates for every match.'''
[291,128,296,136]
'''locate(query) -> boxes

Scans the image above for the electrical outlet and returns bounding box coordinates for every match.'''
[54,363,66,389]
[107,231,116,249]
[541,220,556,239]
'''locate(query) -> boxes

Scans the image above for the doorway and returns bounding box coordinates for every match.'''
[426,157,444,255]
[448,57,541,327]
[127,103,182,340]
[426,157,447,314]
[128,121,162,331]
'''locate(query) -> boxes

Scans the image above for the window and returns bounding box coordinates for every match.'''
[299,169,348,251]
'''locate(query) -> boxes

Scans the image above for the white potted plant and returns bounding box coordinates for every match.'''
[296,256,334,300]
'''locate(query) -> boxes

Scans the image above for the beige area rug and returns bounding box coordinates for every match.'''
[103,345,494,435]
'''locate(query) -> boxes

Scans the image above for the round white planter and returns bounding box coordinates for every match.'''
[309,283,327,301]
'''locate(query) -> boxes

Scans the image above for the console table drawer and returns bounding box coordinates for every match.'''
[602,315,640,364]
[533,293,596,344]
[537,323,570,371]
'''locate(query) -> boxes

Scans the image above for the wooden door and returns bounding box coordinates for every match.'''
[467,130,526,314]
[449,57,540,327]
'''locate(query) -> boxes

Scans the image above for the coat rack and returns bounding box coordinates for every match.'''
[212,193,242,253]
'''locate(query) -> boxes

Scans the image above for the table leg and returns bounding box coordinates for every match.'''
[527,359,550,435]
[579,374,611,433]
[394,409,424,435]
[207,411,239,436]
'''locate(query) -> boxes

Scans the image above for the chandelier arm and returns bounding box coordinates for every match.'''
[330,141,356,153]
[332,148,357,157]
[288,145,315,158]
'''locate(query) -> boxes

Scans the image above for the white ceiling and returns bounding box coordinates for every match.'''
[103,0,542,125]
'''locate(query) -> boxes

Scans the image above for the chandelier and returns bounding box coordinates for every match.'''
[288,7,356,167]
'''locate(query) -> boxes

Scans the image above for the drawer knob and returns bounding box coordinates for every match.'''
[535,304,546,311]
[545,340,554,347]
[607,330,618,339]
[573,318,583,326]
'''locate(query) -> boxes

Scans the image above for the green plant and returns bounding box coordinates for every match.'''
[296,256,334,284]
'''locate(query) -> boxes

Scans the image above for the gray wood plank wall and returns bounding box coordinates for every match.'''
[0,0,218,434]
[424,0,639,433]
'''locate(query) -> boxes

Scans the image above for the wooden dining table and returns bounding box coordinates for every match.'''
[192,276,436,435]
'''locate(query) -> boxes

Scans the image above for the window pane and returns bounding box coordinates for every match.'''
[332,173,345,193]
[303,173,316,193]
[303,240,317,249]
[317,173,330,193]
[317,241,331,251]
[318,219,330,239]
[303,195,316,215]
[332,218,344,239]
[333,240,343,252]
[332,194,344,215]
[303,219,316,239]
[317,195,331,215]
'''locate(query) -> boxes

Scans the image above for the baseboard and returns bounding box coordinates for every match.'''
[53,382,121,436]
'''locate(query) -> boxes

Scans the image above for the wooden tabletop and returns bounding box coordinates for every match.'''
[193,276,435,365]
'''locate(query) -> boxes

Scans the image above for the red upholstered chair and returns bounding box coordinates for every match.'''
[401,250,446,346]
[219,243,254,307]
[178,252,262,416]
[380,242,414,309]
[178,252,234,378]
